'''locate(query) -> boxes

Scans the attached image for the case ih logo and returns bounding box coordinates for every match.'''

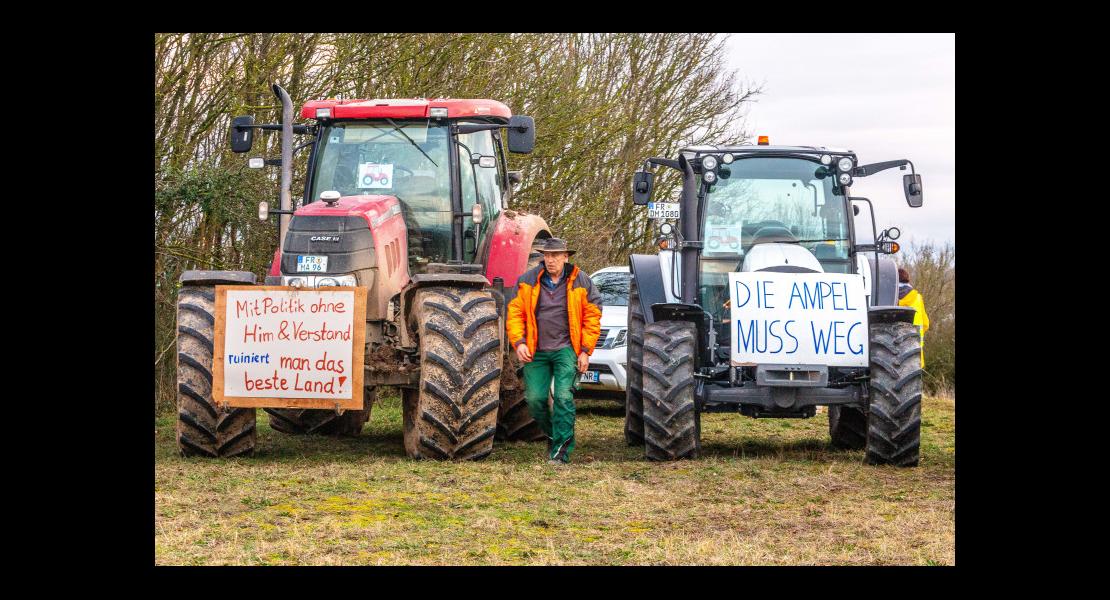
[310,236,340,242]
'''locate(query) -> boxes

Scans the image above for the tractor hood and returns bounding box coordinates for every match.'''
[295,194,401,229]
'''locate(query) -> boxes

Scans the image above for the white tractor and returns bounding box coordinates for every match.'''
[625,141,925,466]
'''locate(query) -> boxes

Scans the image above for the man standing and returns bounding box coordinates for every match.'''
[506,238,603,465]
[897,267,930,368]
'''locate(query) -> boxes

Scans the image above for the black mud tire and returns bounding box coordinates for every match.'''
[828,405,867,450]
[175,285,256,458]
[641,320,700,461]
[865,321,923,467]
[624,275,646,446]
[264,387,375,436]
[496,351,547,442]
[403,287,502,460]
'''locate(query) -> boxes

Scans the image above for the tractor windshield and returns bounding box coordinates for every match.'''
[310,121,453,266]
[698,156,852,328]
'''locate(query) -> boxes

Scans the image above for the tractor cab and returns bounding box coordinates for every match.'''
[231,93,536,283]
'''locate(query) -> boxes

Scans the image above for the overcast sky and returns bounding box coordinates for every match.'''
[723,33,954,249]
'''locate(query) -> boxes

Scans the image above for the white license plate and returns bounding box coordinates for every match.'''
[297,256,328,273]
[647,202,680,219]
[579,371,600,383]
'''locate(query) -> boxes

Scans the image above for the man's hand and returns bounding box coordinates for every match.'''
[515,343,533,363]
[577,352,589,373]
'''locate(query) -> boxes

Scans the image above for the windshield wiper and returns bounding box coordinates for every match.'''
[385,118,438,168]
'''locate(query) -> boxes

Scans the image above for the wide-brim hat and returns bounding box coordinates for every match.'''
[539,237,576,256]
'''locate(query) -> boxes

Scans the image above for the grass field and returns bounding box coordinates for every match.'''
[154,392,955,565]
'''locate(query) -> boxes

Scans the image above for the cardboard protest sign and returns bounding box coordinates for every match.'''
[727,272,869,367]
[212,286,366,409]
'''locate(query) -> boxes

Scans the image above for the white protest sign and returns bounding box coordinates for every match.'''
[213,286,366,409]
[728,272,868,367]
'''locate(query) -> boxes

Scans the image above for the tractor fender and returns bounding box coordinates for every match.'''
[869,306,916,324]
[861,254,899,307]
[629,253,673,325]
[481,210,551,291]
[180,270,257,286]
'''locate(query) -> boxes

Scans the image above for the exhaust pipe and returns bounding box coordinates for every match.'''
[272,83,294,257]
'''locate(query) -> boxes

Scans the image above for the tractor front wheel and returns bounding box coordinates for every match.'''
[641,320,700,461]
[865,321,923,466]
[403,287,502,460]
[175,285,256,458]
[828,404,867,450]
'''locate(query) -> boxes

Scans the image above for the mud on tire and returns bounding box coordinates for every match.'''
[175,285,256,457]
[641,320,700,461]
[624,275,646,445]
[403,287,502,460]
[865,321,923,467]
[828,404,867,450]
[264,387,375,436]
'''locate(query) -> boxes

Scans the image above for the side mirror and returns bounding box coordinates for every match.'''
[632,170,654,206]
[507,170,523,186]
[507,115,535,154]
[904,173,923,207]
[230,115,255,153]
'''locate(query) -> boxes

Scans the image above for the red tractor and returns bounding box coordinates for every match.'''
[175,84,550,459]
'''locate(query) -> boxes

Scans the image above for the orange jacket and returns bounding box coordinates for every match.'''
[506,263,603,357]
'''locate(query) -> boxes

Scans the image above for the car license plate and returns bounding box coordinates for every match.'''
[647,202,680,219]
[579,371,600,384]
[297,256,327,273]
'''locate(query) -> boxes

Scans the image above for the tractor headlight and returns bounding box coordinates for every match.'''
[838,173,852,186]
[837,157,854,172]
[703,170,717,184]
[721,153,734,164]
[287,277,305,288]
[612,328,627,348]
[821,154,832,165]
[701,155,719,171]
[317,277,339,287]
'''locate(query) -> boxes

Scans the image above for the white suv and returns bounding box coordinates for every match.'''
[576,266,631,401]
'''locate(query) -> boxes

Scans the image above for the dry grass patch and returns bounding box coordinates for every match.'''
[155,392,954,565]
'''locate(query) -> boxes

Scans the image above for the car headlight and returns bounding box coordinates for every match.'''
[612,328,627,348]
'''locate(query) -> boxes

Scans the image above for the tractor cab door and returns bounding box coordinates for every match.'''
[457,127,504,263]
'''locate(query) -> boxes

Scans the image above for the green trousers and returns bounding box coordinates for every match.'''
[522,346,578,462]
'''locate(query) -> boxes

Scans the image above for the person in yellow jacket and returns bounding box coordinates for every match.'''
[897,267,930,368]
[506,238,603,465]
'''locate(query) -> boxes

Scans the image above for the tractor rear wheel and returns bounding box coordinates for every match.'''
[496,351,547,442]
[641,320,700,461]
[403,286,502,460]
[865,321,923,466]
[828,405,867,450]
[175,285,256,458]
[264,387,375,436]
[624,275,646,446]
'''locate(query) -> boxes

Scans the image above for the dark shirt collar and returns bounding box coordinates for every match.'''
[540,263,572,290]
